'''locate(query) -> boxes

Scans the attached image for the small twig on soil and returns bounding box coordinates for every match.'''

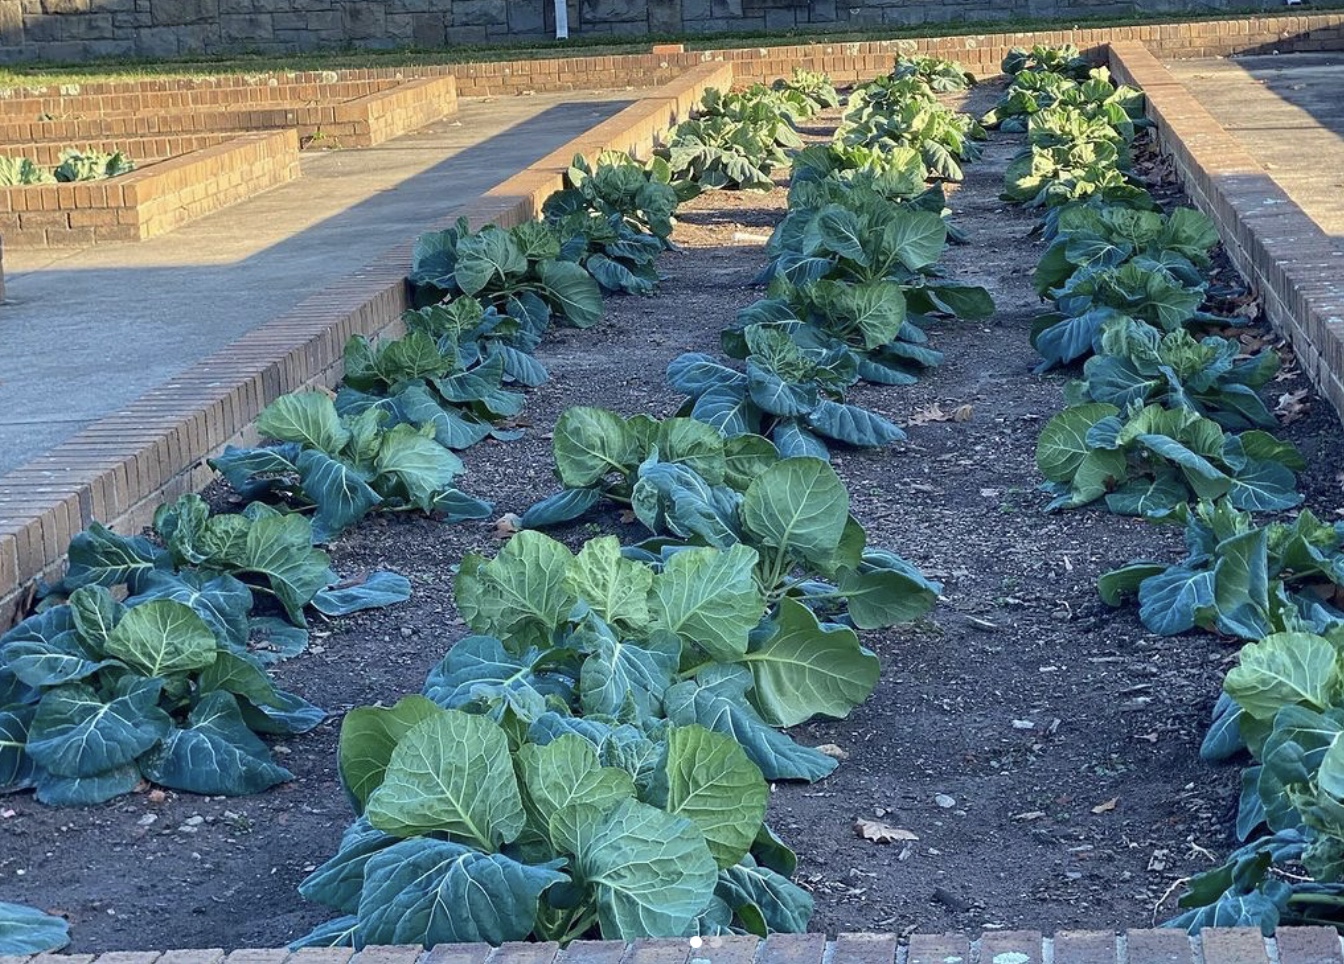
[1151,876,1190,925]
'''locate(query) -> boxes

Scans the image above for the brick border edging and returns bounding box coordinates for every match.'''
[0,928,1340,964]
[1108,41,1344,424]
[0,59,731,627]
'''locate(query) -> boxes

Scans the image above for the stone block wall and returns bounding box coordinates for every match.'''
[3,0,1344,64]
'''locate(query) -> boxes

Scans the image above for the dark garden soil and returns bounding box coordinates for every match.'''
[5,80,1344,953]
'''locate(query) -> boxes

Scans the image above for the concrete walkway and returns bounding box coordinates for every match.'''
[1165,53,1344,245]
[0,90,631,476]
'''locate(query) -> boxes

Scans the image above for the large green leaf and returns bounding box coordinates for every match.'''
[517,733,635,847]
[879,208,948,270]
[139,690,292,795]
[1036,403,1119,482]
[455,531,577,644]
[554,407,637,488]
[1224,633,1339,721]
[664,725,768,869]
[537,259,604,328]
[104,599,217,678]
[296,448,383,538]
[571,797,719,939]
[577,619,680,721]
[213,509,332,625]
[455,226,527,296]
[339,695,444,813]
[0,902,70,954]
[567,537,653,633]
[257,391,351,453]
[716,856,814,935]
[663,667,837,782]
[34,764,141,806]
[650,545,764,662]
[26,679,171,778]
[0,708,35,793]
[357,838,565,945]
[741,598,879,727]
[366,709,525,850]
[742,458,849,559]
[422,634,571,721]
[375,423,464,511]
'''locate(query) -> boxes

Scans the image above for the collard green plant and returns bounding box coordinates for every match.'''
[543,152,681,295]
[211,391,491,541]
[300,705,807,947]
[1064,316,1279,430]
[408,217,603,329]
[1030,257,1216,370]
[1002,44,1094,80]
[335,307,531,454]
[891,54,976,92]
[1033,202,1218,295]
[840,81,985,182]
[0,583,318,805]
[41,494,410,658]
[0,156,53,185]
[1100,500,1344,642]
[0,902,70,954]
[668,327,904,457]
[1035,402,1303,516]
[53,148,135,182]
[772,68,840,110]
[1162,630,1344,933]
[523,410,938,631]
[656,115,783,192]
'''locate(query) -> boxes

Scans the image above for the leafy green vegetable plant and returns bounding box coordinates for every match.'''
[1100,500,1344,641]
[409,217,603,329]
[336,309,531,454]
[669,327,904,457]
[543,152,681,295]
[1035,402,1303,515]
[772,68,840,111]
[1002,44,1094,80]
[840,78,985,181]
[891,54,976,92]
[210,391,491,540]
[0,581,319,805]
[522,408,938,631]
[656,114,784,192]
[1064,316,1279,430]
[53,148,135,182]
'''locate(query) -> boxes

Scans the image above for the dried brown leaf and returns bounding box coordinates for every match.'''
[854,818,919,844]
[1090,797,1119,814]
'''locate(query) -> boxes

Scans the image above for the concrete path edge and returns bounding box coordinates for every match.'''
[0,58,732,625]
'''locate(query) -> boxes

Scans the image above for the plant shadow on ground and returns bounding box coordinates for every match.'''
[4,81,1344,950]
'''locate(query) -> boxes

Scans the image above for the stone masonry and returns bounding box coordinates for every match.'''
[3,0,1344,64]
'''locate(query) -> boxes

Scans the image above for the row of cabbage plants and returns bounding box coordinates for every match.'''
[997,44,1344,932]
[287,64,992,950]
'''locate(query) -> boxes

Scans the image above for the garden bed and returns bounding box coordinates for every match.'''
[0,76,460,151]
[0,129,300,247]
[5,78,1344,951]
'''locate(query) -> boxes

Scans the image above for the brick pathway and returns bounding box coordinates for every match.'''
[2,931,1341,964]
